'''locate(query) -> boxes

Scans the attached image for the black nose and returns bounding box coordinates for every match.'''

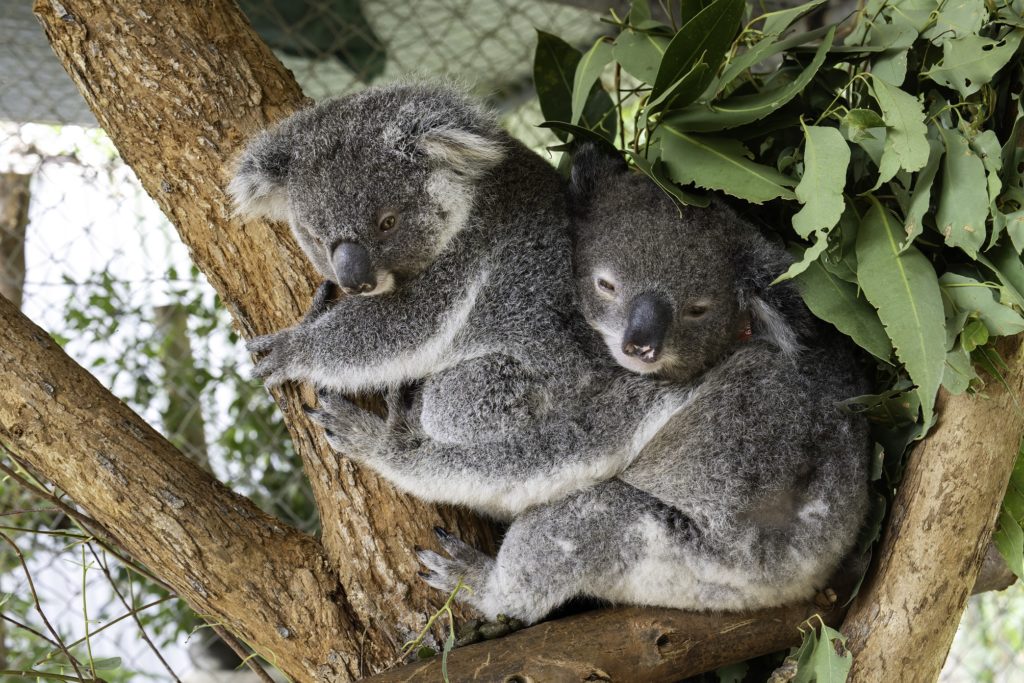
[332,242,376,293]
[622,292,672,363]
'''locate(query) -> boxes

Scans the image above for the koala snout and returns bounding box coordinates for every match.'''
[332,241,377,294]
[622,292,672,363]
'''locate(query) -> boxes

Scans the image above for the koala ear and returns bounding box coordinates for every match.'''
[418,127,506,178]
[227,127,293,222]
[568,143,628,214]
[731,216,810,357]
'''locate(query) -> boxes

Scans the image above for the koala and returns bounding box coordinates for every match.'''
[230,84,578,445]
[232,85,683,517]
[390,146,873,624]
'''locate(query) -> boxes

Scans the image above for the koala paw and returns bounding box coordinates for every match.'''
[416,527,493,595]
[304,391,384,459]
[246,330,296,386]
[303,280,340,324]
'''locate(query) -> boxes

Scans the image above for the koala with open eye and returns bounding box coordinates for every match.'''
[400,145,873,624]
[229,84,586,447]
[231,85,686,517]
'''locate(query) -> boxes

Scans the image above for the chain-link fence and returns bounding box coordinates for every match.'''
[0,1,1021,681]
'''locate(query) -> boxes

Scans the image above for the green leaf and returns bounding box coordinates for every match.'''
[940,273,1024,336]
[791,628,819,683]
[538,121,618,150]
[924,30,1024,97]
[655,125,797,203]
[796,258,893,362]
[922,0,986,42]
[902,135,944,250]
[793,123,850,238]
[571,39,614,124]
[534,31,583,141]
[994,508,1024,579]
[936,126,989,257]
[716,25,832,94]
[716,661,749,683]
[579,81,619,143]
[760,0,829,35]
[627,0,653,24]
[91,657,123,671]
[810,624,853,682]
[943,343,978,394]
[871,77,930,186]
[652,0,745,100]
[613,29,670,83]
[645,62,712,115]
[667,27,834,132]
[775,229,831,282]
[629,147,710,206]
[840,108,886,144]
[856,198,946,426]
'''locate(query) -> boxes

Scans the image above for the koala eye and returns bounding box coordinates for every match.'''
[686,304,709,318]
[595,277,618,296]
[378,213,398,233]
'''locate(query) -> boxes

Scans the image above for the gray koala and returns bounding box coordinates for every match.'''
[231,85,682,517]
[229,83,578,448]
[338,146,871,624]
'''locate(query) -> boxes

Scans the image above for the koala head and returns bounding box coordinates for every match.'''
[228,84,506,296]
[568,144,809,382]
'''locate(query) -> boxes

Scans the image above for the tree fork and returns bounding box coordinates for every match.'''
[33,0,496,674]
[0,295,353,679]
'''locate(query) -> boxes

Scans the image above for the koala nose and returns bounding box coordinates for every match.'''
[332,241,377,294]
[622,292,672,363]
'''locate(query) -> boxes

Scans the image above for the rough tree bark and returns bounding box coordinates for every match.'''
[842,336,1024,682]
[0,172,30,308]
[18,0,1022,681]
[0,295,352,678]
[31,0,496,677]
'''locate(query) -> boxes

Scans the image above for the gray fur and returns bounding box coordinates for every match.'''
[233,85,673,516]
[403,147,872,623]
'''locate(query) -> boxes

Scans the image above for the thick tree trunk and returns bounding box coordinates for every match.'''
[32,0,495,676]
[0,172,30,308]
[0,295,352,679]
[842,336,1024,682]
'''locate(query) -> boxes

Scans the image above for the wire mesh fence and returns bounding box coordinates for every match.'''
[0,0,1021,681]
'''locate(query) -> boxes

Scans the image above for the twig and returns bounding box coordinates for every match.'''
[0,530,87,680]
[210,624,277,683]
[88,545,182,683]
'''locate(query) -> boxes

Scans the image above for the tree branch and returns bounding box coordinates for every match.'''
[0,295,354,679]
[33,0,496,674]
[842,335,1024,681]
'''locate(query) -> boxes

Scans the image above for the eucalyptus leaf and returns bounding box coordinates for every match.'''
[924,30,1024,97]
[760,0,829,35]
[840,109,886,144]
[940,273,1024,335]
[613,29,670,82]
[902,134,943,251]
[667,28,834,132]
[943,343,978,394]
[810,624,853,683]
[629,147,710,206]
[534,31,583,141]
[655,125,798,203]
[716,25,833,95]
[871,77,930,186]
[922,0,986,43]
[993,508,1024,579]
[856,199,946,425]
[937,126,989,257]
[652,0,745,100]
[793,122,850,238]
[571,40,614,124]
[796,258,893,362]
[775,229,830,282]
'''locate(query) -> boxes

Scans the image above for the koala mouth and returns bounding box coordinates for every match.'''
[345,270,396,297]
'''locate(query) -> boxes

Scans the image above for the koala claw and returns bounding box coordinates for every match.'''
[307,391,385,458]
[246,330,294,385]
[415,532,493,597]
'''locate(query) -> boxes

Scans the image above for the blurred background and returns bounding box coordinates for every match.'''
[0,1,1020,680]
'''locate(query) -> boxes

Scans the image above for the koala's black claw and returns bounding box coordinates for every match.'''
[324,429,335,438]
[417,571,432,580]
[301,404,316,415]
[316,386,329,399]
[413,545,425,553]
[433,526,451,540]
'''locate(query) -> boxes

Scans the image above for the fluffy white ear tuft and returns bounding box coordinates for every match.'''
[226,130,292,222]
[750,296,802,357]
[419,128,505,178]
